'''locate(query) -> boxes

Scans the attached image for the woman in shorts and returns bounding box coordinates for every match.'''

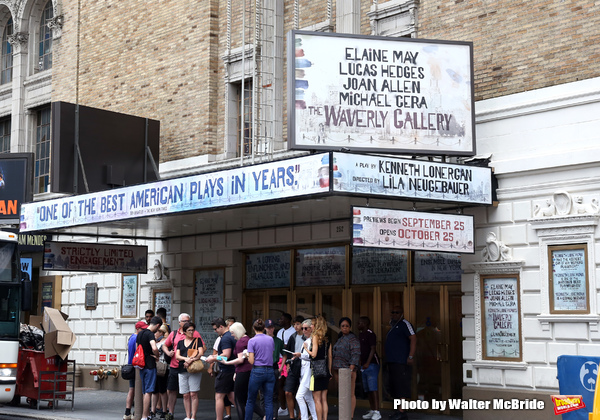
[175,321,205,420]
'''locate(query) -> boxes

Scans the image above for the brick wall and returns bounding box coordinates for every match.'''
[52,0,221,162]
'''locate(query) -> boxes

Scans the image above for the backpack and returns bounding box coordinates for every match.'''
[132,343,145,369]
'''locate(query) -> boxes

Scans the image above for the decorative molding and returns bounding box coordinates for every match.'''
[536,314,600,332]
[368,0,418,37]
[530,215,599,238]
[470,260,524,274]
[8,32,28,54]
[47,14,64,39]
[533,190,599,219]
[481,232,511,262]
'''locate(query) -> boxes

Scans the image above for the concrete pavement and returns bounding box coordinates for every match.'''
[0,388,462,420]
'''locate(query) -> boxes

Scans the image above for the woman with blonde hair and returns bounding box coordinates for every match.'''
[304,316,332,420]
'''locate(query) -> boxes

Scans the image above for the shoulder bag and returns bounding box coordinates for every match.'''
[310,342,329,379]
[187,338,204,374]
[121,364,135,380]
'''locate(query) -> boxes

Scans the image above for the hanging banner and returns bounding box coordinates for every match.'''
[43,241,148,273]
[288,31,475,155]
[352,206,474,253]
[20,153,329,232]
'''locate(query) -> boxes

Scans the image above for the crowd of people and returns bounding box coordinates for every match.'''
[124,306,416,420]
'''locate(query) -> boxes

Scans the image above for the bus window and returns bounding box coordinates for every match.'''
[0,242,17,282]
[0,283,20,338]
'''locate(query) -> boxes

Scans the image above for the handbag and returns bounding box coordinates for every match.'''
[121,364,135,380]
[186,338,204,373]
[311,358,328,379]
[157,360,168,377]
[310,342,329,379]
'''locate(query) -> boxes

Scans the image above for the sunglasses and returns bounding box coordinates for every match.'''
[391,311,401,314]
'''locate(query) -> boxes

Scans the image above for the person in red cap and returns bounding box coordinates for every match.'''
[123,321,148,420]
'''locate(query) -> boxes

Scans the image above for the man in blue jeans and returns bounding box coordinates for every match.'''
[358,316,381,420]
[123,321,148,420]
[137,316,163,420]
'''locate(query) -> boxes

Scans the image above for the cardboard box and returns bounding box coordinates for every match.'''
[42,307,76,359]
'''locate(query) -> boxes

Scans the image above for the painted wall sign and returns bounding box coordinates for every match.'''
[20,153,329,232]
[332,153,492,204]
[43,241,148,273]
[352,206,474,253]
[288,31,475,155]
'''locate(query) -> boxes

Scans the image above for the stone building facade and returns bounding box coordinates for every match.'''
[5,0,600,418]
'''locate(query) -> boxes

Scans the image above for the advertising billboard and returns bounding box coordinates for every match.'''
[288,31,475,155]
[0,153,33,221]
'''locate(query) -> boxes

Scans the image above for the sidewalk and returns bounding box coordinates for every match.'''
[0,388,462,420]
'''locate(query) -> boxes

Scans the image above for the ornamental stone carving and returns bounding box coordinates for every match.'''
[481,232,511,262]
[8,32,28,54]
[47,14,64,39]
[533,190,599,218]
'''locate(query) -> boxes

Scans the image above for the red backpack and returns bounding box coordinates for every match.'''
[132,343,145,369]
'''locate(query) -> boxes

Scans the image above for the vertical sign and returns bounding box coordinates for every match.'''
[20,257,33,281]
[482,275,521,361]
[194,268,224,351]
[153,289,172,325]
[121,274,138,318]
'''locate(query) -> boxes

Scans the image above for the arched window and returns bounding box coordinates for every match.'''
[38,1,52,71]
[1,18,12,84]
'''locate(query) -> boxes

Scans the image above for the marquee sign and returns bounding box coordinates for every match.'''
[288,31,475,155]
[352,206,474,253]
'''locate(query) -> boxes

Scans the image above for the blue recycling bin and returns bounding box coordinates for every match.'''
[556,355,600,419]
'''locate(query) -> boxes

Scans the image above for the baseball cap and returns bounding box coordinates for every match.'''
[135,321,148,330]
[265,319,275,328]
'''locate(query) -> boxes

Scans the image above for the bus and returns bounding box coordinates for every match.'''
[0,231,21,403]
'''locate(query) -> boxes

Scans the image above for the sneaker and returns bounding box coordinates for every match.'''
[363,411,374,419]
[165,414,173,420]
[278,408,289,417]
[224,416,232,420]
[371,411,382,420]
[123,416,132,420]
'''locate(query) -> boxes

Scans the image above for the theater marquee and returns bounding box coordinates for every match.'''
[288,31,475,155]
[352,206,474,253]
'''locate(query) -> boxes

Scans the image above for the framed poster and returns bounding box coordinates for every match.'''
[414,252,463,282]
[295,246,346,287]
[121,274,138,318]
[481,275,522,361]
[153,289,172,325]
[85,283,98,310]
[194,268,224,351]
[549,244,589,314]
[351,248,408,284]
[245,250,291,289]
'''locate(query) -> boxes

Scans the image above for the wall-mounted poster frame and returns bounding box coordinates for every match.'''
[194,268,224,351]
[548,244,589,314]
[153,289,172,326]
[121,274,138,318]
[481,274,522,361]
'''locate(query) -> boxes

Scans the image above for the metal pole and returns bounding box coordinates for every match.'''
[338,368,352,420]
[133,368,142,420]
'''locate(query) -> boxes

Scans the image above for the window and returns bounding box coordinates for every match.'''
[0,117,10,153]
[1,18,12,84]
[237,81,252,156]
[38,1,53,71]
[34,106,51,194]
